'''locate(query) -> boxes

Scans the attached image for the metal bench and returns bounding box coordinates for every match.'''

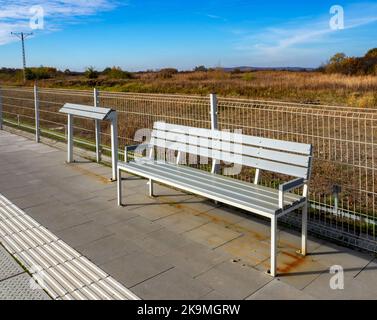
[117,121,313,277]
[59,103,118,180]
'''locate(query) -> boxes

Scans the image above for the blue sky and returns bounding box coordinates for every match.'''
[1,0,377,71]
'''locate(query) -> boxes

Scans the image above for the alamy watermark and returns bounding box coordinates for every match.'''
[29,5,44,30]
[329,5,345,30]
[29,264,46,290]
[329,265,344,290]
[131,126,244,176]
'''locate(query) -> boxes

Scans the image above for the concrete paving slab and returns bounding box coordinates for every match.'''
[184,222,243,249]
[24,201,76,218]
[176,198,223,215]
[254,247,326,290]
[0,273,50,300]
[137,228,193,257]
[0,245,24,281]
[101,252,174,288]
[132,202,183,221]
[56,221,113,247]
[90,207,139,226]
[302,266,377,299]
[76,235,140,265]
[33,210,93,233]
[353,259,377,287]
[161,242,231,277]
[247,279,315,300]
[199,290,229,300]
[66,198,112,216]
[198,206,251,225]
[309,243,373,276]
[132,267,212,300]
[152,183,196,202]
[120,191,161,207]
[109,216,164,241]
[196,260,272,299]
[158,212,209,234]
[215,235,271,267]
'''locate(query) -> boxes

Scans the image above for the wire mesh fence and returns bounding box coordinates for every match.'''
[1,85,376,252]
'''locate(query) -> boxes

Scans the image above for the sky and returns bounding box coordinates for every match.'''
[0,0,377,71]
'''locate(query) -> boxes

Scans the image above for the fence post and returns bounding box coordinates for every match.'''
[0,86,3,130]
[110,113,118,181]
[34,85,40,142]
[94,88,101,163]
[210,93,218,130]
[67,114,73,163]
[333,185,341,215]
[210,93,220,174]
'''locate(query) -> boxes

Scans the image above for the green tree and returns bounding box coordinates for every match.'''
[194,65,207,72]
[329,53,347,64]
[85,67,99,79]
[365,48,377,58]
[105,66,133,79]
[158,68,178,79]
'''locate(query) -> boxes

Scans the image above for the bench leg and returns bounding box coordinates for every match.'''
[117,168,122,206]
[149,179,154,197]
[301,201,308,256]
[270,215,277,277]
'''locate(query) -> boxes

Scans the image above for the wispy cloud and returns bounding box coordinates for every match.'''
[195,11,227,22]
[234,2,377,64]
[0,0,119,45]
[206,14,221,19]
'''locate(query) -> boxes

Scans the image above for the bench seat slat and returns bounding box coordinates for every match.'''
[119,160,305,215]
[142,160,302,205]
[147,160,302,203]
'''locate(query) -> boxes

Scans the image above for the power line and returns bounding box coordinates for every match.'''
[11,32,33,83]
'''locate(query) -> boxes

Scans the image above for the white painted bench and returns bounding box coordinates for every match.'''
[117,122,313,276]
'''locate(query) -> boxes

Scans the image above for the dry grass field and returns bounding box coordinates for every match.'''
[3,70,377,108]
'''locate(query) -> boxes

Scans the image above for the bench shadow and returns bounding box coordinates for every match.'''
[71,160,93,164]
[121,200,207,207]
[278,264,377,278]
[120,179,376,281]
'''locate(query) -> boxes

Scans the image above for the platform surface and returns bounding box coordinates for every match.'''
[1,129,377,300]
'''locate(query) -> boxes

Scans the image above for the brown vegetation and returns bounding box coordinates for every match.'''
[2,51,377,108]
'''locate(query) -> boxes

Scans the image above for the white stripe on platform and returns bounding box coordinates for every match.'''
[0,193,139,300]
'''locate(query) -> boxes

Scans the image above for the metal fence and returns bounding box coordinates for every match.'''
[1,85,377,252]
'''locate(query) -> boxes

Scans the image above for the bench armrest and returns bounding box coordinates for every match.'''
[278,178,306,209]
[124,144,149,162]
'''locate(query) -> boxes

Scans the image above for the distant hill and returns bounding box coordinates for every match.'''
[223,66,315,72]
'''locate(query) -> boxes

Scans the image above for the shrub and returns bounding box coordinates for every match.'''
[231,68,242,74]
[85,67,99,79]
[193,65,207,72]
[104,66,133,79]
[324,49,377,75]
[25,67,57,80]
[243,72,254,81]
[209,68,230,80]
[158,68,178,79]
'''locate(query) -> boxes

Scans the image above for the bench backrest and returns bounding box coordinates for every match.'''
[150,122,313,180]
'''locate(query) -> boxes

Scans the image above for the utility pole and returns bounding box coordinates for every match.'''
[11,32,33,83]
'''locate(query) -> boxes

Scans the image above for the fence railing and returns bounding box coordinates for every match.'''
[1,85,377,253]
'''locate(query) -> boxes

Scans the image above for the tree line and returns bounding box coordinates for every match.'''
[321,48,377,75]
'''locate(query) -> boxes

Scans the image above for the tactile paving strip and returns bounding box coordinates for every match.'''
[0,194,139,300]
